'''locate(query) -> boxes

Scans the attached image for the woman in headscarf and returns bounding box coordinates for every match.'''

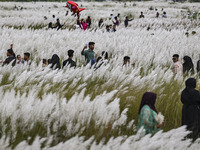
[137,92,161,135]
[181,78,200,140]
[50,54,61,70]
[183,56,194,75]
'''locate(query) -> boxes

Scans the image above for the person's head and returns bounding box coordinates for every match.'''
[110,14,113,16]
[24,52,30,61]
[114,16,118,20]
[17,55,21,61]
[102,51,108,59]
[51,54,60,69]
[141,12,143,15]
[139,92,157,114]
[48,22,53,28]
[43,59,48,65]
[100,18,103,22]
[52,15,55,18]
[51,54,60,62]
[68,49,74,58]
[88,42,95,51]
[163,11,166,15]
[172,54,179,63]
[124,56,130,65]
[126,16,128,19]
[106,25,110,31]
[56,18,59,22]
[88,16,90,19]
[81,19,84,22]
[183,56,192,64]
[7,49,14,57]
[109,25,113,29]
[185,78,196,89]
[117,13,120,17]
[113,25,116,29]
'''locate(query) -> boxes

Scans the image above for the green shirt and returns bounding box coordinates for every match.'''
[83,49,95,64]
[137,105,160,135]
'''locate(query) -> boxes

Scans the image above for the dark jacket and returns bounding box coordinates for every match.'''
[3,56,16,66]
[181,78,200,140]
[62,58,76,68]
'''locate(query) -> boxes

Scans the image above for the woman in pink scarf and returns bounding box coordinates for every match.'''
[81,19,88,31]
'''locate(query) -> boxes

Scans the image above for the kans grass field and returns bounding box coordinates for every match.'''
[0,1,200,149]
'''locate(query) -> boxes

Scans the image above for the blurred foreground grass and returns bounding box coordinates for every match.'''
[0,67,191,148]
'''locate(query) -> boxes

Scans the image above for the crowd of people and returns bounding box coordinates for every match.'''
[46,7,169,32]
[2,45,200,140]
[2,43,200,76]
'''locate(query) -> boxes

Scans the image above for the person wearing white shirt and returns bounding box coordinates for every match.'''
[16,55,23,65]
[172,54,183,76]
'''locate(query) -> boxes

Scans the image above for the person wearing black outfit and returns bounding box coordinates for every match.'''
[55,19,64,31]
[124,16,133,27]
[98,18,103,28]
[50,54,61,70]
[183,56,194,75]
[63,50,76,68]
[86,16,91,28]
[3,49,16,66]
[181,78,200,140]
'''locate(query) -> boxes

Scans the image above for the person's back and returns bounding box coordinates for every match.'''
[137,105,159,135]
[50,54,61,70]
[137,92,161,135]
[181,78,200,140]
[183,56,194,75]
[63,49,76,68]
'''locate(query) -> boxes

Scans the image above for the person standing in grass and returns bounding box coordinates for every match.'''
[86,16,91,28]
[137,92,162,135]
[124,16,133,28]
[63,50,76,68]
[81,42,95,65]
[112,16,119,26]
[181,78,200,140]
[183,56,194,75]
[50,54,61,70]
[23,52,31,65]
[172,54,183,76]
[139,12,144,18]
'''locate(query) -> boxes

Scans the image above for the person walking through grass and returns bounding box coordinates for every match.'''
[172,54,183,76]
[50,54,61,70]
[181,78,200,140]
[63,50,76,68]
[183,56,194,75]
[124,16,133,28]
[137,92,162,135]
